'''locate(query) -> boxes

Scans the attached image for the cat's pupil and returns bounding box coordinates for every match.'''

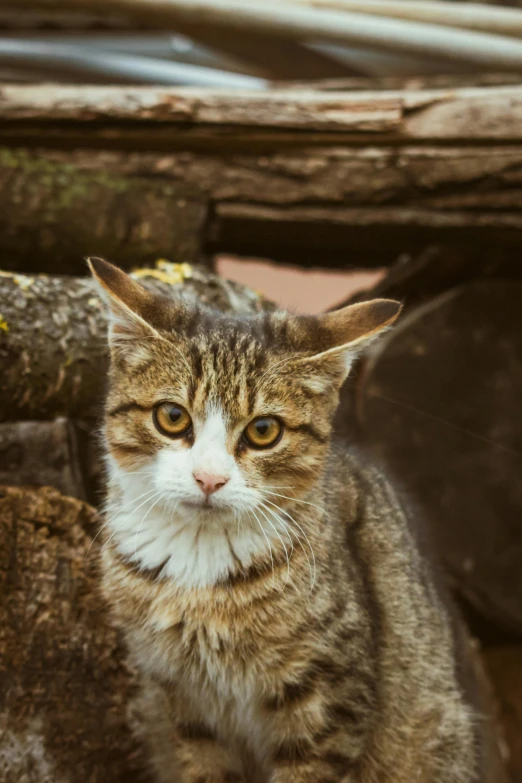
[256,421,270,436]
[169,408,182,422]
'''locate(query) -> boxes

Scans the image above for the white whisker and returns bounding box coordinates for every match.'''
[257,504,291,589]
[134,493,162,560]
[251,509,275,583]
[262,490,329,518]
[102,489,162,553]
[261,497,317,591]
[86,486,158,557]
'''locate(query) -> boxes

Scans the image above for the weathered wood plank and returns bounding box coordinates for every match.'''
[0,84,402,132]
[3,83,522,141]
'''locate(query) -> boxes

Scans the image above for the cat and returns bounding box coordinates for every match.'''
[90,257,480,783]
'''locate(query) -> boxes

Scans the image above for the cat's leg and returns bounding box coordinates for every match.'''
[265,699,366,783]
[134,677,245,783]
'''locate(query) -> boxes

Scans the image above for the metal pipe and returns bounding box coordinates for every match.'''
[37,0,522,71]
[0,39,267,87]
[286,0,522,40]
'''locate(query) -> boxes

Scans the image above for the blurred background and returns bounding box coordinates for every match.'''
[2,2,522,782]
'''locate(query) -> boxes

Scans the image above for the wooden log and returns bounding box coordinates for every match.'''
[0,264,272,422]
[3,83,522,271]
[0,485,147,783]
[0,419,87,499]
[4,143,522,271]
[210,203,522,267]
[0,148,207,275]
[350,280,522,637]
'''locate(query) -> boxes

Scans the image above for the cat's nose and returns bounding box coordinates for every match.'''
[193,472,229,497]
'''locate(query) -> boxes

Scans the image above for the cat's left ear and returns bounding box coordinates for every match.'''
[301,299,402,382]
[88,257,162,361]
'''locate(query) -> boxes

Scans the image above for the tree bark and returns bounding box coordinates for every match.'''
[0,419,87,499]
[0,264,272,422]
[3,142,522,271]
[0,485,147,783]
[0,147,207,275]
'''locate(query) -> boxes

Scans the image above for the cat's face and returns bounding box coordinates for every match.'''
[91,259,399,585]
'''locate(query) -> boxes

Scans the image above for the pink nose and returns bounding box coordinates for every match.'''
[193,472,229,496]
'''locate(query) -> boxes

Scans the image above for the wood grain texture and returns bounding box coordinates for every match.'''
[2,82,522,140]
[3,143,522,270]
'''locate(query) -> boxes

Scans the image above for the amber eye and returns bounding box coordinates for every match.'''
[243,416,282,449]
[153,403,192,438]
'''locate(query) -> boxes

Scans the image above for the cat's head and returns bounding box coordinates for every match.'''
[91,259,399,577]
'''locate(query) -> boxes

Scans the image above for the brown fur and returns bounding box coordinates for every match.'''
[91,259,480,783]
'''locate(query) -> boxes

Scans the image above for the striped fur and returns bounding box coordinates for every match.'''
[91,260,479,783]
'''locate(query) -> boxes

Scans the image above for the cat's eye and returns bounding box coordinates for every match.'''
[153,403,192,438]
[243,416,282,449]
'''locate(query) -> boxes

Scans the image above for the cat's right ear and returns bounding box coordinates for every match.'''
[88,257,161,361]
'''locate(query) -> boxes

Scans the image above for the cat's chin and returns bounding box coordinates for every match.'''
[178,499,236,523]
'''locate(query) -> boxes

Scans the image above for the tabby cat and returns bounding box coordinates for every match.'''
[90,258,481,783]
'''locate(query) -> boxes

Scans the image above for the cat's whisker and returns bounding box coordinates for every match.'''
[250,509,275,583]
[102,490,163,554]
[103,486,159,526]
[265,505,314,593]
[259,501,294,560]
[260,485,296,490]
[257,504,291,590]
[85,486,159,558]
[133,492,163,561]
[261,497,316,591]
[262,490,329,519]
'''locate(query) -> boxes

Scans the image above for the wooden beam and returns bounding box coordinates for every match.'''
[2,84,522,143]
